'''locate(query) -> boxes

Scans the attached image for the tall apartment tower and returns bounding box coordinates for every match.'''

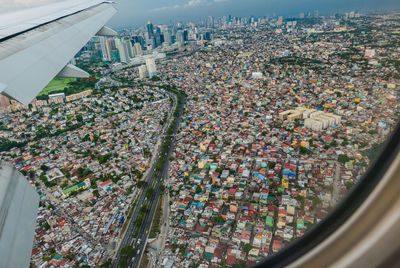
[145,58,157,78]
[99,36,109,61]
[138,65,147,79]
[115,38,130,63]
[134,43,143,56]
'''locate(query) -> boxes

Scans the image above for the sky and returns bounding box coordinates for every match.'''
[3,0,400,29]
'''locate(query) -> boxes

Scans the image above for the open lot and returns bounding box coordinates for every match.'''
[39,78,75,96]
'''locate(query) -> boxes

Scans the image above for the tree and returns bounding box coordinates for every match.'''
[338,154,350,164]
[100,259,112,268]
[345,181,354,190]
[120,246,134,256]
[146,187,154,198]
[76,114,83,122]
[137,181,146,188]
[296,195,305,203]
[66,254,75,260]
[43,222,51,230]
[40,164,49,171]
[90,180,97,189]
[159,184,165,193]
[268,162,276,169]
[195,186,202,193]
[243,243,253,253]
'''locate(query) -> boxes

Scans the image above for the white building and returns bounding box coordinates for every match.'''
[145,58,157,78]
[138,65,147,79]
[252,72,263,79]
[115,38,130,63]
[133,42,143,56]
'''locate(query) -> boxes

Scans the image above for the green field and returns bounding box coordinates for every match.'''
[39,78,75,96]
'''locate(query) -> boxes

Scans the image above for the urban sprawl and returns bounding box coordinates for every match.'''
[0,10,400,268]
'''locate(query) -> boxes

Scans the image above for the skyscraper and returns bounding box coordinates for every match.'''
[138,65,147,79]
[124,39,135,58]
[155,28,162,48]
[145,58,157,78]
[147,21,154,38]
[115,38,129,63]
[105,38,118,62]
[163,29,172,45]
[99,36,109,61]
[176,30,184,46]
[133,42,143,56]
[277,16,283,25]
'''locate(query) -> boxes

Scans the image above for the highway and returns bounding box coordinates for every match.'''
[113,89,185,268]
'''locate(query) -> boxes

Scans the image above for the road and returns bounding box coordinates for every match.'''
[149,180,170,267]
[112,90,185,268]
[331,163,342,207]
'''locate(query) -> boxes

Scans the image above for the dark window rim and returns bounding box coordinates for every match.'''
[253,122,400,268]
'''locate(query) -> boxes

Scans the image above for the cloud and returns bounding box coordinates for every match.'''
[1,0,60,12]
[151,0,228,12]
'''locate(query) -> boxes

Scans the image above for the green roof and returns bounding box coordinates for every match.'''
[266,216,274,227]
[204,252,213,261]
[52,255,62,260]
[62,182,86,195]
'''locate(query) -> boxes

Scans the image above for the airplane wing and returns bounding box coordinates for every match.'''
[0,0,117,105]
[0,162,40,268]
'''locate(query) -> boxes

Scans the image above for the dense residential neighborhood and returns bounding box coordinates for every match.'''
[0,10,399,268]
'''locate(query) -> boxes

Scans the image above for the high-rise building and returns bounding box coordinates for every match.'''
[0,162,39,268]
[145,58,157,78]
[207,16,214,28]
[115,38,129,63]
[155,32,162,48]
[277,16,283,25]
[299,13,305,19]
[105,38,119,62]
[183,30,188,42]
[138,65,147,79]
[133,42,143,56]
[176,30,184,45]
[122,38,134,58]
[99,36,109,61]
[163,29,172,45]
[147,21,154,38]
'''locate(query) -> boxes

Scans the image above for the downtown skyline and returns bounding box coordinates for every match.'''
[3,0,400,29]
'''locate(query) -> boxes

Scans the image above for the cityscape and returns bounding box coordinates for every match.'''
[1,7,400,268]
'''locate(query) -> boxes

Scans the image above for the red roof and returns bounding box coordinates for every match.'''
[22,165,33,171]
[226,255,236,266]
[59,259,68,266]
[99,180,112,187]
